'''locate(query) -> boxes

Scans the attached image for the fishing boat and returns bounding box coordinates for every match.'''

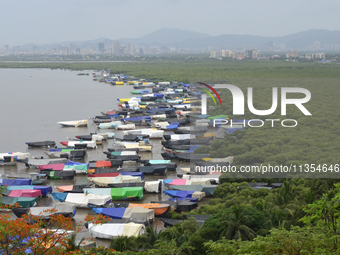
[56,184,93,193]
[2,189,42,198]
[87,222,146,239]
[97,121,121,129]
[141,160,177,171]
[127,203,171,217]
[130,90,149,94]
[139,166,167,175]
[116,124,136,130]
[88,175,143,187]
[120,142,153,152]
[45,148,86,159]
[83,187,143,201]
[166,185,216,196]
[0,152,30,165]
[60,140,97,149]
[123,129,164,139]
[51,193,112,208]
[88,159,123,168]
[144,181,162,193]
[12,203,76,220]
[0,196,38,208]
[5,185,52,197]
[57,119,88,127]
[29,173,48,185]
[163,190,200,201]
[25,141,56,148]
[21,158,68,168]
[92,207,154,224]
[40,170,76,180]
[163,178,212,186]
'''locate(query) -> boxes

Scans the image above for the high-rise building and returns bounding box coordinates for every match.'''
[125,43,134,55]
[112,41,120,55]
[98,43,105,53]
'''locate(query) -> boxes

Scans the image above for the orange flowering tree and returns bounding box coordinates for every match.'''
[0,210,109,255]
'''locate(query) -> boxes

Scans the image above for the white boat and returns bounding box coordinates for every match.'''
[144,181,161,193]
[88,222,146,239]
[61,140,97,149]
[123,129,164,138]
[64,193,112,208]
[0,152,30,160]
[57,119,88,127]
[98,121,121,129]
[116,124,136,130]
[24,158,68,168]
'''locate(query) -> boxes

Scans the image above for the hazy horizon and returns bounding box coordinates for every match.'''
[2,0,340,45]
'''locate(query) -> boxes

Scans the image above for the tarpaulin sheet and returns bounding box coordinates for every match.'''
[8,189,41,197]
[6,186,52,197]
[0,196,37,207]
[111,187,143,200]
[51,192,68,202]
[1,179,32,186]
[144,181,160,193]
[92,207,126,219]
[167,179,187,185]
[38,164,64,171]
[163,190,194,198]
[95,161,112,168]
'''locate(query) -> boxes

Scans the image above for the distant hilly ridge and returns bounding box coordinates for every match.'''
[22,28,340,51]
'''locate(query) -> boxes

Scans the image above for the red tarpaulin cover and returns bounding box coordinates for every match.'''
[95,161,112,168]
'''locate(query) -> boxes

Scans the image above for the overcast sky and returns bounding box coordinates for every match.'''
[1,0,339,45]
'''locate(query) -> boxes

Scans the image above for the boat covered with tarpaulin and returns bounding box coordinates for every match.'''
[83,187,143,200]
[5,185,52,197]
[40,170,76,180]
[166,185,216,196]
[56,184,93,193]
[92,207,154,224]
[88,175,143,187]
[0,196,38,208]
[51,192,112,208]
[26,141,56,148]
[12,203,76,219]
[88,222,146,239]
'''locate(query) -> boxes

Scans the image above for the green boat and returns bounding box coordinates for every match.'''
[83,187,143,200]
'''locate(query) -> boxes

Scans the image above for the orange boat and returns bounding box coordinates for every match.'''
[128,203,171,217]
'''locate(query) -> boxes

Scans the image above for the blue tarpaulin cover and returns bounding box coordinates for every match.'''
[163,190,194,198]
[92,207,126,219]
[0,179,32,186]
[51,192,68,202]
